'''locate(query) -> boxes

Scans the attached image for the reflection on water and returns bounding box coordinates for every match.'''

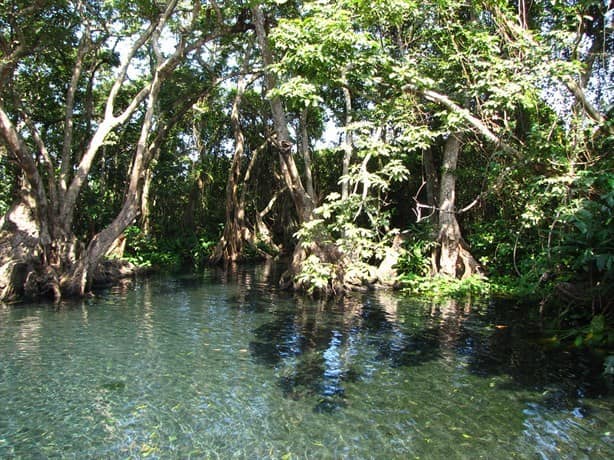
[249,287,609,415]
[0,263,612,458]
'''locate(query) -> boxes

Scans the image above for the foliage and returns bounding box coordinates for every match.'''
[293,195,387,291]
[572,315,614,349]
[399,274,493,301]
[123,226,216,270]
[294,254,339,296]
[395,226,437,277]
[0,155,16,216]
[294,175,405,291]
[557,172,614,282]
[123,226,176,269]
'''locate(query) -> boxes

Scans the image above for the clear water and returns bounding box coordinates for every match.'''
[0,263,612,459]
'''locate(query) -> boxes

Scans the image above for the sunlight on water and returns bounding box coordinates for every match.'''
[0,263,612,458]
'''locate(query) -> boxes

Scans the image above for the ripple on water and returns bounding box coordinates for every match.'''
[0,267,612,458]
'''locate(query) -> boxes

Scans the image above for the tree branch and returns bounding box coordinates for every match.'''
[491,5,611,134]
[0,103,51,244]
[60,28,91,194]
[104,21,158,120]
[12,96,58,209]
[0,105,39,189]
[563,76,607,127]
[405,84,522,158]
[60,1,180,230]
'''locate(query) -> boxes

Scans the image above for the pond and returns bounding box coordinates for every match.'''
[0,263,612,458]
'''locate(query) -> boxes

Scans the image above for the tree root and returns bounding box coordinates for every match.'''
[282,235,406,297]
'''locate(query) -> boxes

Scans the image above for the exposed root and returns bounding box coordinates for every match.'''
[282,234,406,297]
[432,239,483,280]
[458,241,483,279]
[24,265,61,302]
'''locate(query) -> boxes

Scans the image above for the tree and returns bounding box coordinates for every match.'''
[0,0,227,300]
[252,3,316,225]
[210,55,253,263]
[434,134,481,277]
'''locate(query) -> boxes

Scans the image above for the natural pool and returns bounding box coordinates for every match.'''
[0,263,612,459]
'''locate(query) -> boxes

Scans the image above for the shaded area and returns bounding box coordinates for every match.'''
[455,300,610,405]
[248,284,610,414]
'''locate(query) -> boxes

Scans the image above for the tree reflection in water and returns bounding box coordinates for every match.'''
[246,279,609,414]
[249,291,444,413]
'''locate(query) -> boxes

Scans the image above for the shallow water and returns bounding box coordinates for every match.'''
[0,263,612,459]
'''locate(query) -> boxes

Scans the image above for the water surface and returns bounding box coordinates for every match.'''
[0,263,612,458]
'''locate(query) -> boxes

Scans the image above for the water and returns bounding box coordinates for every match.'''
[0,263,612,459]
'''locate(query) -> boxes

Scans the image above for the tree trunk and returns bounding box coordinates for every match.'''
[62,196,140,296]
[0,189,50,301]
[211,73,251,264]
[251,4,315,224]
[299,109,316,203]
[59,40,167,297]
[341,74,353,201]
[140,168,154,236]
[423,147,439,226]
[435,134,481,278]
[252,3,317,288]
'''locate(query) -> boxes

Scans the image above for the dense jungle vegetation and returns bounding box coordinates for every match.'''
[0,0,612,345]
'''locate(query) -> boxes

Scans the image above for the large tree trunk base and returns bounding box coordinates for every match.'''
[2,255,140,303]
[1,257,63,303]
[1,187,144,302]
[0,261,30,302]
[376,234,406,287]
[1,264,58,302]
[281,236,405,296]
[210,235,243,265]
[25,265,61,301]
[280,241,347,296]
[1,194,50,301]
[458,242,482,279]
[2,222,140,302]
[432,240,483,279]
